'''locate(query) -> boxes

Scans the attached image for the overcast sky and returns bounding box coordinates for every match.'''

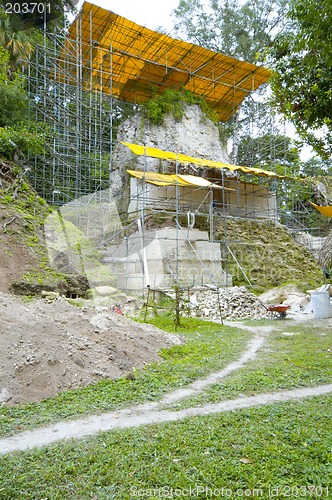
[74,0,180,33]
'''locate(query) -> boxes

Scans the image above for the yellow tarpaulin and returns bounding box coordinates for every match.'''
[128,170,188,186]
[127,170,234,190]
[59,2,270,122]
[177,174,221,188]
[310,202,332,218]
[123,142,296,180]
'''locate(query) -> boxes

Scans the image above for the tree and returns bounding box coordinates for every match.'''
[0,8,34,74]
[267,0,332,158]
[0,47,27,125]
[171,0,289,166]
[172,0,288,63]
[0,47,43,163]
[0,0,77,74]
[236,133,301,175]
[0,1,76,31]
[300,157,332,178]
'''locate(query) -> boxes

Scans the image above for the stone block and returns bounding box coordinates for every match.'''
[94,286,118,296]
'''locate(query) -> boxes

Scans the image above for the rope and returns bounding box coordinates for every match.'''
[187,211,195,229]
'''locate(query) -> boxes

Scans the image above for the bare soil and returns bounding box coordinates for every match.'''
[0,293,183,406]
[0,180,183,408]
[0,205,40,294]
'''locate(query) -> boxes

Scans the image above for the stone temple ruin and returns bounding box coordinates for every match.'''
[104,107,279,292]
[28,1,303,296]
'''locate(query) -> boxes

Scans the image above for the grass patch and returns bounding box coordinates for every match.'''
[167,321,332,410]
[0,396,331,498]
[0,318,250,438]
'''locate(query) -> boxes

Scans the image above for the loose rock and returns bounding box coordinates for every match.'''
[168,286,270,321]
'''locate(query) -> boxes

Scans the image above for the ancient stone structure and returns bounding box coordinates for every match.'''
[105,105,277,292]
[104,228,231,291]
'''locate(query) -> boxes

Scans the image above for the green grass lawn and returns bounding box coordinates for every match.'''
[0,316,331,499]
[163,321,332,410]
[0,318,250,438]
[0,396,331,499]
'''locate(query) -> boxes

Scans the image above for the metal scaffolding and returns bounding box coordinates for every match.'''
[26,2,328,296]
[28,29,116,205]
[27,0,271,205]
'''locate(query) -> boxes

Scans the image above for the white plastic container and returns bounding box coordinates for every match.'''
[311,292,332,319]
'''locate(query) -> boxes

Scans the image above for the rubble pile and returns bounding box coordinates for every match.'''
[259,284,309,311]
[184,286,270,321]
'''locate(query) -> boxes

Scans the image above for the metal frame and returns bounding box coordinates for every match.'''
[25,4,328,297]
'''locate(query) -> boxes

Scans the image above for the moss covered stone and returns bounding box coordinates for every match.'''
[0,163,109,296]
[216,218,323,293]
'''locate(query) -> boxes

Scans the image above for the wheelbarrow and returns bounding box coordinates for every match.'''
[265,304,290,319]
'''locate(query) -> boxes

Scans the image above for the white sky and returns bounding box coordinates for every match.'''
[74,0,180,34]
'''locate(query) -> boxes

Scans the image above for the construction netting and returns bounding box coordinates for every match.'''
[59,1,270,122]
[122,142,297,180]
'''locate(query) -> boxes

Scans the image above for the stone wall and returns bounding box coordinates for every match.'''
[104,228,232,291]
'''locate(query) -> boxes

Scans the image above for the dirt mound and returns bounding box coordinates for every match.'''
[0,167,115,297]
[0,202,43,294]
[0,164,60,295]
[0,293,183,406]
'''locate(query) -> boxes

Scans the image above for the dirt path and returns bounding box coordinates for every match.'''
[0,323,300,456]
[1,322,331,455]
[160,333,267,405]
[0,324,268,454]
[1,384,332,455]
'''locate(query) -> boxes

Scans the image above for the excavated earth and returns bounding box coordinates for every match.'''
[0,293,183,406]
[0,163,327,411]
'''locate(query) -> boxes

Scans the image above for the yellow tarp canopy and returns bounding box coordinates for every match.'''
[123,142,295,180]
[59,1,270,122]
[127,170,234,190]
[310,202,332,218]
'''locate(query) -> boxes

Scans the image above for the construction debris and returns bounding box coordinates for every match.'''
[259,284,310,311]
[170,286,270,321]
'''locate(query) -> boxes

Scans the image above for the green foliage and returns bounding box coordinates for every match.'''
[0,125,43,161]
[45,210,102,264]
[28,88,114,202]
[0,2,76,40]
[217,218,323,292]
[0,169,66,295]
[0,8,35,74]
[268,0,332,158]
[142,87,219,125]
[301,156,332,178]
[0,47,27,126]
[236,133,301,175]
[171,0,296,171]
[172,0,288,63]
[0,46,45,163]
